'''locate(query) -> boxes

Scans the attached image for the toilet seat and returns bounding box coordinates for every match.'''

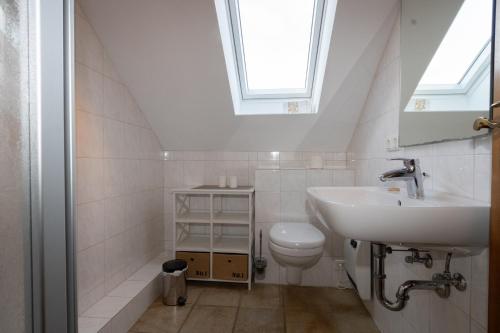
[269,223,325,249]
[269,241,323,257]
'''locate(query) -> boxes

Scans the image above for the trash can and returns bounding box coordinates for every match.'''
[162,259,188,306]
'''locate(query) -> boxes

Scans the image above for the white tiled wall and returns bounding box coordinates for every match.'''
[163,151,353,287]
[348,16,491,333]
[75,4,164,315]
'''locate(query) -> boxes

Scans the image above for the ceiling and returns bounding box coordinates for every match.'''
[79,0,399,151]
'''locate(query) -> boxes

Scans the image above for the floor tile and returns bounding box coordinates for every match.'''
[196,286,242,307]
[240,284,282,309]
[285,308,338,333]
[179,305,237,333]
[128,298,191,333]
[331,311,380,333]
[184,283,205,305]
[129,282,379,333]
[234,307,285,333]
[284,286,365,313]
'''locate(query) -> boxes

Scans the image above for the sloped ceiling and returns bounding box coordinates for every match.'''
[79,0,399,151]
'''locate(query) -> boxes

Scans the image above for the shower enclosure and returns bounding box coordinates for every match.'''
[0,0,76,332]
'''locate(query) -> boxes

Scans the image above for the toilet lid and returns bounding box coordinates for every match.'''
[269,223,325,249]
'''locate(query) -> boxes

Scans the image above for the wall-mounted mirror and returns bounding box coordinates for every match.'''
[400,0,493,146]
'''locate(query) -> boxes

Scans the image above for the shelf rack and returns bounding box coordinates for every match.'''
[172,185,255,290]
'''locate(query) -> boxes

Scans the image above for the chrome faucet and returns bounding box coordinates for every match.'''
[379,158,424,199]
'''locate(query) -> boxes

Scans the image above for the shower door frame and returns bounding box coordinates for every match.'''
[29,0,77,332]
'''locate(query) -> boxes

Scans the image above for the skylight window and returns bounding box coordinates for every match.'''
[236,0,316,94]
[418,0,492,87]
[215,0,336,114]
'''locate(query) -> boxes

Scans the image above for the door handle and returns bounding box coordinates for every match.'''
[475,101,500,130]
[473,117,500,131]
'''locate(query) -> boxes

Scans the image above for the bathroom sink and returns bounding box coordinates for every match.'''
[307,187,490,249]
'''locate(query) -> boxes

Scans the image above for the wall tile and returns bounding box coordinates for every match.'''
[77,110,104,158]
[470,288,488,329]
[78,283,106,316]
[183,161,205,186]
[77,158,104,204]
[280,151,303,161]
[333,169,355,186]
[164,161,184,188]
[102,119,125,158]
[474,154,491,202]
[201,160,223,186]
[279,160,306,169]
[433,140,474,156]
[76,9,163,315]
[256,160,280,169]
[255,170,280,191]
[75,13,103,72]
[255,192,281,223]
[78,242,106,297]
[301,257,335,287]
[103,197,126,239]
[102,159,124,198]
[433,155,474,199]
[225,161,249,186]
[280,191,308,223]
[429,296,469,333]
[102,77,125,121]
[280,169,306,191]
[470,319,486,333]
[471,249,489,293]
[221,151,249,161]
[306,169,333,187]
[77,201,105,251]
[76,64,103,115]
[474,135,491,155]
[258,151,280,161]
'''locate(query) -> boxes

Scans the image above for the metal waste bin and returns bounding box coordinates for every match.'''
[162,259,188,306]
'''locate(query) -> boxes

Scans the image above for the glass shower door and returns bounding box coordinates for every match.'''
[0,0,32,332]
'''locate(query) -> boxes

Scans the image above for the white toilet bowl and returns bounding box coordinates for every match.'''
[268,223,325,285]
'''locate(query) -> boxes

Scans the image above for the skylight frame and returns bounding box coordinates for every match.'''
[227,0,326,100]
[414,40,491,96]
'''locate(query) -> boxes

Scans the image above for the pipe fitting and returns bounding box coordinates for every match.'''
[373,244,467,311]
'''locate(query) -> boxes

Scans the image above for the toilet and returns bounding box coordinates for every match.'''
[269,223,325,285]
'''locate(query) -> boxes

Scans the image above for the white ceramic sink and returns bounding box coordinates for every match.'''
[307,186,490,249]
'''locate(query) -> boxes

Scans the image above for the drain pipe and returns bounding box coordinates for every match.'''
[373,244,466,312]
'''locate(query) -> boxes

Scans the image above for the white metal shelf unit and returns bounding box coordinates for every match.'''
[172,186,255,289]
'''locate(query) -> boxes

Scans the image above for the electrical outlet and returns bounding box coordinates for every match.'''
[334,259,345,271]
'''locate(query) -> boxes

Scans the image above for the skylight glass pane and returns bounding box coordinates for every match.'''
[237,0,315,91]
[419,0,492,86]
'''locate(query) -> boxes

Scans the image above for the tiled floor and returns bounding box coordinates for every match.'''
[128,282,379,333]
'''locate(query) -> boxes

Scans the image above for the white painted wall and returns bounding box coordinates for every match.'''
[78,0,398,152]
